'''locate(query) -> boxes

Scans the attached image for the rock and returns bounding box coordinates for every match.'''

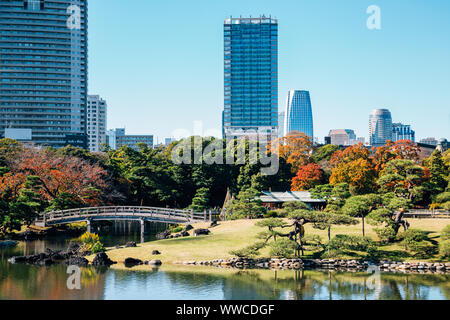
[125,242,137,248]
[115,245,123,249]
[193,229,210,236]
[124,257,143,266]
[148,259,162,266]
[209,220,219,228]
[38,258,54,266]
[183,224,194,232]
[152,250,161,255]
[66,256,89,266]
[92,252,116,266]
[7,256,28,264]
[181,231,189,237]
[0,240,18,248]
[65,242,81,255]
[156,230,171,240]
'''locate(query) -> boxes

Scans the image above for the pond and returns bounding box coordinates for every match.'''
[0,222,449,300]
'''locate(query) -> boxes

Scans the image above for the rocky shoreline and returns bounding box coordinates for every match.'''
[174,258,450,274]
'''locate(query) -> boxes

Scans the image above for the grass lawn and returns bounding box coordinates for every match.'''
[94,218,450,265]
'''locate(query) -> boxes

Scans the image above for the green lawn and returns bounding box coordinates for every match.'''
[96,218,450,265]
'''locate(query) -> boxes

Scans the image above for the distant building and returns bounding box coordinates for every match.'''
[392,123,415,142]
[164,138,175,146]
[328,129,356,146]
[87,95,107,152]
[258,191,326,210]
[437,138,449,152]
[222,16,278,140]
[278,112,285,137]
[324,136,331,145]
[107,128,153,150]
[369,109,392,146]
[419,137,438,146]
[284,90,314,139]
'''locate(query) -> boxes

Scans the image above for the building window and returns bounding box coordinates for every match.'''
[25,0,43,11]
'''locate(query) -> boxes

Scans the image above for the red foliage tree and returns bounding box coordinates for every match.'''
[291,163,323,191]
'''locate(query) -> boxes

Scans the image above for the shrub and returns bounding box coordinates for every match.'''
[263,210,279,218]
[80,232,100,245]
[327,234,376,252]
[400,229,437,257]
[439,240,450,258]
[374,227,397,243]
[229,242,266,258]
[442,225,450,241]
[171,226,184,233]
[79,232,105,254]
[269,238,297,258]
[91,241,105,253]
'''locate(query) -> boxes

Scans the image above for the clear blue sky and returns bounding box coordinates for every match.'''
[88,0,450,143]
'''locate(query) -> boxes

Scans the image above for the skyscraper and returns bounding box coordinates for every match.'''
[284,90,314,138]
[328,129,356,146]
[87,95,107,152]
[222,16,278,139]
[278,111,285,137]
[369,109,392,146]
[0,0,88,148]
[392,123,415,142]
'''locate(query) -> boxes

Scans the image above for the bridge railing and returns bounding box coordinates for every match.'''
[36,206,216,224]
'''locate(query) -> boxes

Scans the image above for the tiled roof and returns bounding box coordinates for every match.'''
[258,191,326,203]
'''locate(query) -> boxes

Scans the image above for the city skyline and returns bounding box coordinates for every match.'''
[88,0,450,143]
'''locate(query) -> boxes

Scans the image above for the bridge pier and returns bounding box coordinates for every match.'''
[86,219,92,234]
[140,219,145,243]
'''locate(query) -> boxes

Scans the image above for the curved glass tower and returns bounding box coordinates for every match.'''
[284,90,313,138]
[369,109,392,146]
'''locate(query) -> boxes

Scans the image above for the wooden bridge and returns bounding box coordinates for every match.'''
[35,206,215,236]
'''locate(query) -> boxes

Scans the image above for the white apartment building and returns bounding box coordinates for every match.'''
[87,95,107,152]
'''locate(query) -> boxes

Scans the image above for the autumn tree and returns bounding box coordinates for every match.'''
[372,140,421,171]
[291,163,323,191]
[269,132,313,172]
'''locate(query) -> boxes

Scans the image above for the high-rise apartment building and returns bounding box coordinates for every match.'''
[0,0,88,148]
[87,95,106,152]
[284,90,314,138]
[369,109,392,146]
[392,123,415,142]
[222,16,278,139]
[328,129,356,146]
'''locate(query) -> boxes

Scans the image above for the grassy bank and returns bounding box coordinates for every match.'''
[95,218,450,264]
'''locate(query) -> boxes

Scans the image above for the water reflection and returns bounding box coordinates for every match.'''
[1,230,449,300]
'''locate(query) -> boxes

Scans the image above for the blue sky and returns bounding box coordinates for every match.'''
[88,0,450,143]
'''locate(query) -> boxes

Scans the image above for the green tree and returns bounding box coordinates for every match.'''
[189,187,210,212]
[229,188,266,219]
[341,194,382,236]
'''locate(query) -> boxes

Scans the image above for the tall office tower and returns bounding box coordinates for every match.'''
[328,129,356,146]
[0,0,88,148]
[222,16,278,140]
[87,95,106,152]
[369,109,392,146]
[284,90,314,138]
[392,123,415,142]
[278,111,285,137]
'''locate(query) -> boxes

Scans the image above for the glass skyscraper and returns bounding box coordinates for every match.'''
[0,0,88,148]
[369,109,392,146]
[222,16,278,138]
[284,90,314,138]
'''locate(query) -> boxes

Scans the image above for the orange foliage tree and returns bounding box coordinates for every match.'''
[372,140,421,171]
[329,143,377,194]
[2,149,109,208]
[291,163,323,191]
[269,132,314,172]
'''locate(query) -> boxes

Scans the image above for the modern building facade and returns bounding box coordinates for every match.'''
[328,129,356,146]
[392,123,415,142]
[0,0,88,148]
[222,16,278,139]
[369,109,392,146]
[87,95,106,152]
[284,90,314,138]
[107,128,153,151]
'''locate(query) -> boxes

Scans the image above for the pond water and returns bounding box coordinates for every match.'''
[0,222,449,300]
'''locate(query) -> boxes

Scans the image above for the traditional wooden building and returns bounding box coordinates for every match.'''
[258,191,326,210]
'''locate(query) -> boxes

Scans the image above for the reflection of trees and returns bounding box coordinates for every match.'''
[0,262,107,300]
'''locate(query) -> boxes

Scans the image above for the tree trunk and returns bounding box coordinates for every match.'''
[328,226,331,242]
[362,215,365,237]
